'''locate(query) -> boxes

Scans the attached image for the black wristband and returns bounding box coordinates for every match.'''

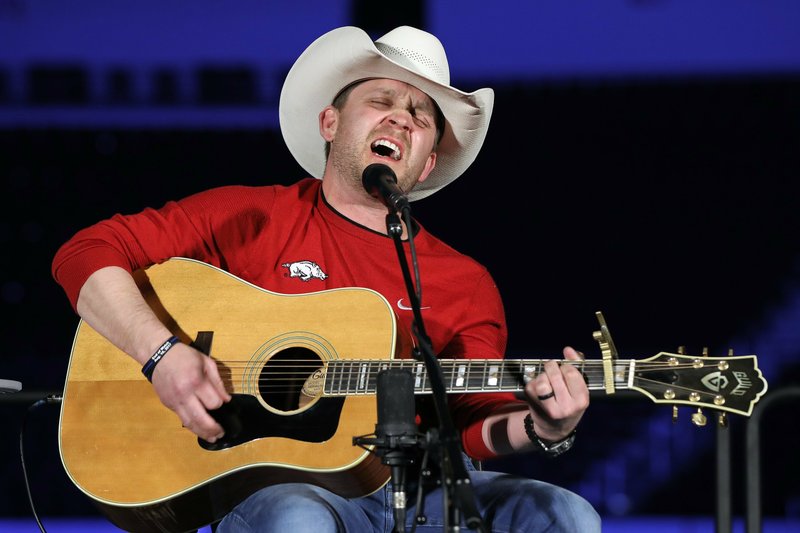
[523,413,576,457]
[141,335,180,382]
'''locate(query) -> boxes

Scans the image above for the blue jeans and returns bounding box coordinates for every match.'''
[216,467,600,533]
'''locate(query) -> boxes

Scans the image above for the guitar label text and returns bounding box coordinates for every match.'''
[731,371,753,396]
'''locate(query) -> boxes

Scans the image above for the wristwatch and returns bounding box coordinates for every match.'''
[523,413,576,457]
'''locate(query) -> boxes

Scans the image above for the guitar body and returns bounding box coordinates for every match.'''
[59,258,409,533]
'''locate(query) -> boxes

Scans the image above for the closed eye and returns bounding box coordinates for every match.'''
[413,115,431,128]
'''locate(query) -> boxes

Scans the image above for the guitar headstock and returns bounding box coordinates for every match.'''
[629,351,768,418]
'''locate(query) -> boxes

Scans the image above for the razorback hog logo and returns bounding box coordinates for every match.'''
[282,261,328,281]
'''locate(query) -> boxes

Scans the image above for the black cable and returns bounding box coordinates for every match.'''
[19,394,62,533]
[401,207,422,304]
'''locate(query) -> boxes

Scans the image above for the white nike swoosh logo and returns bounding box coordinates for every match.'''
[397,298,430,311]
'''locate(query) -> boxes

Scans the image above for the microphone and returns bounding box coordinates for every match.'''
[375,368,418,532]
[362,163,411,212]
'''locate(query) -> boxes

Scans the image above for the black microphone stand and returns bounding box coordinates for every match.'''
[385,209,487,533]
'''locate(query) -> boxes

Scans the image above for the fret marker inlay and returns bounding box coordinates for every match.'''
[488,365,499,387]
[456,364,466,387]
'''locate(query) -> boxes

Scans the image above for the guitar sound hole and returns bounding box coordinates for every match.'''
[259,347,322,412]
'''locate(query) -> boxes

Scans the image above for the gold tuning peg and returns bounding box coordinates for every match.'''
[702,346,709,356]
[677,345,686,355]
[716,349,734,428]
[691,408,707,427]
[672,405,679,424]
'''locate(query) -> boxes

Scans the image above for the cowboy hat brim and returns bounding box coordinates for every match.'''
[279,26,494,202]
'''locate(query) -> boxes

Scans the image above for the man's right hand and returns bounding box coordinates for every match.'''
[75,266,233,443]
[150,343,232,443]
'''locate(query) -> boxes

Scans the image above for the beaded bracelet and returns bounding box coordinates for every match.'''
[141,335,180,382]
[523,413,576,457]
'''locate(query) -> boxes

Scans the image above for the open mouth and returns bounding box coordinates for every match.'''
[371,139,401,161]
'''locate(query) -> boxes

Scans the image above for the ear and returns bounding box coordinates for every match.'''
[319,106,338,142]
[416,151,437,184]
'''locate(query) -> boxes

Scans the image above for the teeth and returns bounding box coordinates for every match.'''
[372,139,401,160]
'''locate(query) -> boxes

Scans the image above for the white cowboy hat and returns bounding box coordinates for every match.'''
[279,26,495,202]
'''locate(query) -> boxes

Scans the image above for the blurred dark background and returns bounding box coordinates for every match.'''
[2,1,799,531]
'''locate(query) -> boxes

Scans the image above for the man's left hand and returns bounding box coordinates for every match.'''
[524,346,589,442]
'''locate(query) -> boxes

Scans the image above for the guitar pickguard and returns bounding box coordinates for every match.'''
[200,394,346,451]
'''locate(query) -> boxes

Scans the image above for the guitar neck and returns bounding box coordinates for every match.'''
[322,359,627,396]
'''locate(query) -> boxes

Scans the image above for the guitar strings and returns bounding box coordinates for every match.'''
[208,359,720,368]
[203,360,722,398]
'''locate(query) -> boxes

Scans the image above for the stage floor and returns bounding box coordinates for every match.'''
[0,516,798,532]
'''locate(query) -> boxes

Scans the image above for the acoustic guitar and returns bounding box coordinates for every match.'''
[58,257,768,533]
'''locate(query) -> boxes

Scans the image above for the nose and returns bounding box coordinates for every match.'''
[387,108,411,131]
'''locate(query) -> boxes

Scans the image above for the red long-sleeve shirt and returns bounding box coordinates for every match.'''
[52,178,522,460]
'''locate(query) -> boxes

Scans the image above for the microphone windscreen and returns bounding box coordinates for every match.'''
[376,369,416,437]
[362,163,396,192]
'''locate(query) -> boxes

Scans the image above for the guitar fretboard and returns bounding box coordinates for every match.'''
[322,359,633,396]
